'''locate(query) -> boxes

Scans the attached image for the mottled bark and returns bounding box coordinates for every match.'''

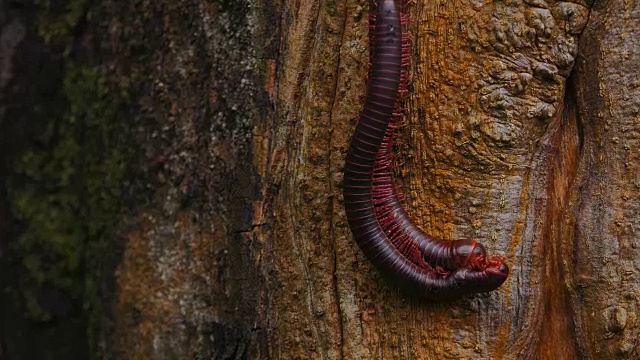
[1,0,639,359]
[570,1,640,358]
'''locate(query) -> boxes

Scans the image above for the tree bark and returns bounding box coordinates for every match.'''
[1,0,639,359]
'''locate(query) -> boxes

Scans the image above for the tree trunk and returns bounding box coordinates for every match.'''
[1,0,638,359]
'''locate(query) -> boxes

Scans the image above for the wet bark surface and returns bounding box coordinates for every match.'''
[1,0,639,359]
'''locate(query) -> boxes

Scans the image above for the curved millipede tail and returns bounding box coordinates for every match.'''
[343,0,509,298]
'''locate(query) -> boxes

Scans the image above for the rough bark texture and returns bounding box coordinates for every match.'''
[1,0,639,359]
[571,1,640,358]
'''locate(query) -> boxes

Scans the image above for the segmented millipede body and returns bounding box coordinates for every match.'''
[343,0,509,297]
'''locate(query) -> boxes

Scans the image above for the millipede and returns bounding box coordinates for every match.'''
[343,0,509,298]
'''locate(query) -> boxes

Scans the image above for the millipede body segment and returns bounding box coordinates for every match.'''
[343,0,509,298]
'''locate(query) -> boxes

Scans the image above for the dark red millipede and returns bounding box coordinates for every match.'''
[343,0,509,298]
[369,2,509,281]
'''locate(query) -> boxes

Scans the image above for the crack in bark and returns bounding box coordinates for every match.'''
[327,1,350,358]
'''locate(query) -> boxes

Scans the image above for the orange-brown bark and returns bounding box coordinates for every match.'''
[3,0,640,359]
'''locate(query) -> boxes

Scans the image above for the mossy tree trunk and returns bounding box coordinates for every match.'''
[1,0,638,359]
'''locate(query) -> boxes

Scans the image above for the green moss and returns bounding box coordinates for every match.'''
[35,0,90,51]
[8,63,141,357]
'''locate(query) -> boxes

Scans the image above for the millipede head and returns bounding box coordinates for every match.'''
[453,256,509,294]
[481,255,510,289]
